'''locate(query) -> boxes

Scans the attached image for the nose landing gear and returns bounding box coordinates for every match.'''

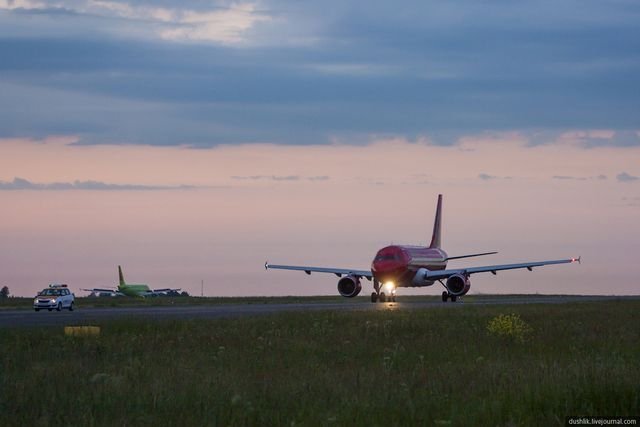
[371,280,396,303]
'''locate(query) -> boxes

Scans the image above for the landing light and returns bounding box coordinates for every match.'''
[383,282,395,294]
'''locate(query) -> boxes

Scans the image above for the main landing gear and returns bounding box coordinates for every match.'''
[438,279,459,303]
[371,280,396,303]
[441,291,457,303]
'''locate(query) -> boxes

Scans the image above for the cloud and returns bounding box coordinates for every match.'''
[617,172,639,183]
[0,177,201,190]
[553,175,586,181]
[478,173,496,181]
[271,175,299,181]
[0,1,639,147]
[552,175,608,181]
[231,175,298,181]
[0,1,271,45]
[230,175,330,181]
[549,130,640,148]
[160,4,271,44]
[478,173,512,181]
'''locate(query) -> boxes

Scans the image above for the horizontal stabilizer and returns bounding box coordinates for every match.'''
[446,251,498,261]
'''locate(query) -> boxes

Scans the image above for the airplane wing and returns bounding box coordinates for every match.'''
[81,288,125,296]
[420,257,581,281]
[81,288,116,293]
[265,262,373,280]
[152,288,181,293]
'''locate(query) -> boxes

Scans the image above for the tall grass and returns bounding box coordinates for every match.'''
[1,300,638,426]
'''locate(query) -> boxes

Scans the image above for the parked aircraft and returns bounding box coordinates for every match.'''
[266,194,580,302]
[82,266,181,297]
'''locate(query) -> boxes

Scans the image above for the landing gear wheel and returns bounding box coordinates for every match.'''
[450,295,457,302]
[379,292,386,303]
[56,302,62,312]
[442,291,449,302]
[371,292,378,303]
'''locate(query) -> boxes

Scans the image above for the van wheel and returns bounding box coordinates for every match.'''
[69,302,74,312]
[56,302,62,311]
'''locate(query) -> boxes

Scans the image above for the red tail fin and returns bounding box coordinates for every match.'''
[429,194,442,248]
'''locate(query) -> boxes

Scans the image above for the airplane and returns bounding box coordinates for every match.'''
[82,266,181,297]
[265,194,580,303]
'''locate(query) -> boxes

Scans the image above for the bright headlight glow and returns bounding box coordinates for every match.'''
[383,282,395,293]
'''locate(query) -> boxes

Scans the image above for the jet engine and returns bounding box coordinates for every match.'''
[337,275,362,298]
[446,273,470,296]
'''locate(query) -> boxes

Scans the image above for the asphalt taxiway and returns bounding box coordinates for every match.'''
[1,295,637,328]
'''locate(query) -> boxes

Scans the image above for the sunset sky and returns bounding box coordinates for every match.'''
[1,1,639,297]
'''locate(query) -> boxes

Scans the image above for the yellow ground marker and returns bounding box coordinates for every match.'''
[64,326,101,336]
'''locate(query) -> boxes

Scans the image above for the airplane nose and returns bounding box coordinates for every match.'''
[372,246,410,283]
[371,253,407,282]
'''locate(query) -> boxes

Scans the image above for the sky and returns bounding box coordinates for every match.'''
[1,0,639,297]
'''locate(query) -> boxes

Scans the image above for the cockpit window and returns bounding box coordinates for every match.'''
[375,253,398,262]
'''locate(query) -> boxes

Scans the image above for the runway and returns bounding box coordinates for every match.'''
[0,295,636,328]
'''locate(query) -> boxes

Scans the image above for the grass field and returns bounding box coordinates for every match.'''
[1,300,638,426]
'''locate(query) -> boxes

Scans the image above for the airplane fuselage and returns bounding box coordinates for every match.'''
[371,245,448,287]
[118,283,150,297]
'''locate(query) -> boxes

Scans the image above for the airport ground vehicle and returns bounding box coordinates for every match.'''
[33,284,75,312]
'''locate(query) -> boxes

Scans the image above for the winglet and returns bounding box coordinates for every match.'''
[429,194,443,248]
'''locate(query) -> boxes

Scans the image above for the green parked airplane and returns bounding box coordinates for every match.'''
[83,266,180,297]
